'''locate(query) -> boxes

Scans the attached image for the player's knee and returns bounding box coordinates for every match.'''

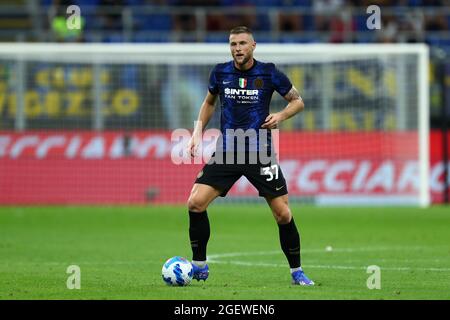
[273,208,291,224]
[187,196,208,213]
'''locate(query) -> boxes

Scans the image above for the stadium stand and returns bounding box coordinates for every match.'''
[0,0,448,51]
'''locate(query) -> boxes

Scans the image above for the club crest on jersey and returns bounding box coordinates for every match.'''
[239,78,247,88]
[254,78,264,89]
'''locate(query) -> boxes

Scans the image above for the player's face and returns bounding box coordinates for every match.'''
[229,33,256,68]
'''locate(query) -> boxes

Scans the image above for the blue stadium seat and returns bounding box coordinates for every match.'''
[438,38,450,46]
[75,0,99,6]
[302,14,314,31]
[255,34,276,43]
[425,37,437,46]
[284,0,311,6]
[205,33,229,43]
[125,0,145,5]
[280,33,317,43]
[104,33,125,42]
[41,0,99,7]
[219,0,311,6]
[356,34,376,43]
[176,34,199,42]
[425,35,450,47]
[355,15,368,31]
[41,0,52,6]
[253,14,271,31]
[220,0,255,5]
[255,0,283,6]
[134,13,172,31]
[133,32,171,42]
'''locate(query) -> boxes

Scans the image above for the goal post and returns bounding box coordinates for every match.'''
[0,43,430,206]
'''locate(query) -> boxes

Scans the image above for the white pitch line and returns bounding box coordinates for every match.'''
[208,251,280,259]
[207,246,450,273]
[207,245,449,259]
[208,259,450,272]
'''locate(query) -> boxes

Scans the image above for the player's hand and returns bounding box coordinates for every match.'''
[187,135,200,158]
[262,113,284,129]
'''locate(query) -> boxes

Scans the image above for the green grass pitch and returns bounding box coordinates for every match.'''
[0,205,449,300]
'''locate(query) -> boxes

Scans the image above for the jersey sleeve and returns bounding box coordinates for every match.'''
[208,65,219,95]
[272,66,293,97]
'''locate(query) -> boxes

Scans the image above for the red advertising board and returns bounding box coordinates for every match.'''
[0,130,448,204]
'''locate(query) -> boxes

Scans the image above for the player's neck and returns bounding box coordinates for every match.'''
[234,58,255,72]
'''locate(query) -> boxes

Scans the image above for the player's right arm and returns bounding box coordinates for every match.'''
[188,91,218,157]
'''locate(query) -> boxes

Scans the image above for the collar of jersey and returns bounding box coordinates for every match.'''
[233,59,257,73]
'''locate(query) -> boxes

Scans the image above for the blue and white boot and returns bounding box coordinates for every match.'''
[291,269,314,286]
[192,263,209,281]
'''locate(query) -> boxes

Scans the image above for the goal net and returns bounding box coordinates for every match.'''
[0,43,429,206]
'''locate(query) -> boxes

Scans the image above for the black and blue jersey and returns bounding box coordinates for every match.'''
[208,59,292,153]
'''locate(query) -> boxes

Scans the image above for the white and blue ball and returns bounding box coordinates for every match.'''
[161,256,193,286]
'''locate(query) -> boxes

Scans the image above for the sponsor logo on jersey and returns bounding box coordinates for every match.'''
[224,88,258,95]
[224,87,259,103]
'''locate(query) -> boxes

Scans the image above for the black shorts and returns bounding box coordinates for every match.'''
[195,152,288,198]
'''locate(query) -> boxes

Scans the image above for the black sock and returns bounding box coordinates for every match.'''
[278,217,301,269]
[189,210,210,261]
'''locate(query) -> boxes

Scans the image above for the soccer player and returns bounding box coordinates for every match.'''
[186,26,314,286]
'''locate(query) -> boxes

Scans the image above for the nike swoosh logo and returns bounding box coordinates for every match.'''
[276,186,285,191]
[223,81,232,84]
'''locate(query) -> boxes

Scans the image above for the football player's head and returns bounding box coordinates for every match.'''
[229,26,256,67]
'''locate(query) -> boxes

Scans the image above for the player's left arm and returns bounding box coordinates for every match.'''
[262,86,304,129]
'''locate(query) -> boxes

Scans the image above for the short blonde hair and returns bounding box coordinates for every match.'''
[229,26,253,36]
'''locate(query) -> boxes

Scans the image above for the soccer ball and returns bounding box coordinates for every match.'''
[161,256,193,286]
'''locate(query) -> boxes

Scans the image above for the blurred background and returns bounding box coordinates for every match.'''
[1,0,449,45]
[0,1,448,125]
[0,0,449,205]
